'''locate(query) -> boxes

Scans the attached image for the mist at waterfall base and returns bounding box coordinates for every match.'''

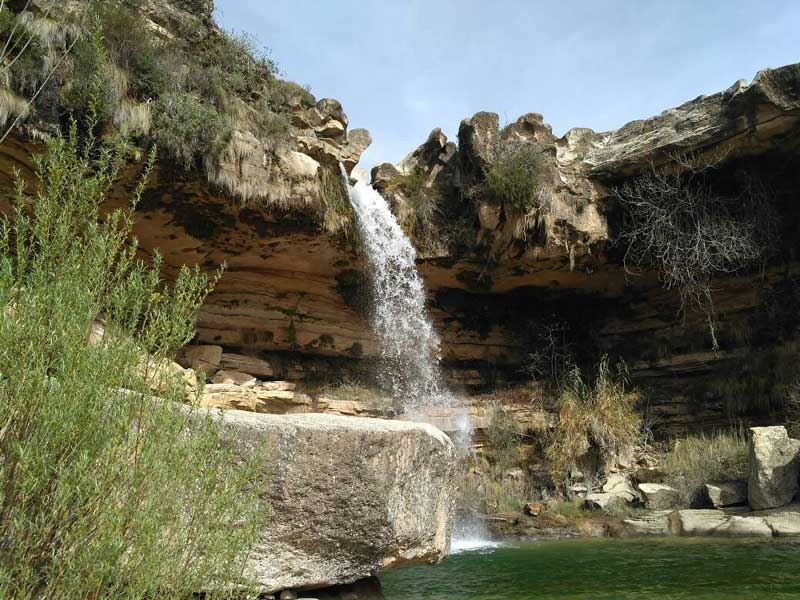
[343,169,491,548]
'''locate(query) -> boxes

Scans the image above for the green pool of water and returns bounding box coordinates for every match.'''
[380,537,800,599]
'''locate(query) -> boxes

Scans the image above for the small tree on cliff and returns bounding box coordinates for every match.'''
[0,103,266,597]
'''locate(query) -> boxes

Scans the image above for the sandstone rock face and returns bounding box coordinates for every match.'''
[219,353,276,378]
[4,18,800,439]
[457,112,499,172]
[704,481,748,508]
[748,426,800,510]
[638,483,680,510]
[216,411,458,592]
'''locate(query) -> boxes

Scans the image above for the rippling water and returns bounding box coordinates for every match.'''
[381,537,800,599]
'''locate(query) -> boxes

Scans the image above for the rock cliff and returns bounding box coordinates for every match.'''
[3,3,800,437]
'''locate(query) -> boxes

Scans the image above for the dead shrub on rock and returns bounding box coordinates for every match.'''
[613,152,778,350]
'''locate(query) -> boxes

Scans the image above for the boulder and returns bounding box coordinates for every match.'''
[748,426,800,510]
[584,492,629,511]
[178,344,222,376]
[215,410,457,592]
[316,118,346,140]
[341,128,373,171]
[603,473,638,502]
[211,369,257,387]
[370,162,401,191]
[457,111,499,173]
[638,483,680,510]
[704,481,748,508]
[523,502,543,517]
[671,510,772,537]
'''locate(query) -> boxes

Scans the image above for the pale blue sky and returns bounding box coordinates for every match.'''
[215,1,799,169]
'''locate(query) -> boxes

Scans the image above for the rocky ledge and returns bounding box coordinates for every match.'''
[215,410,458,594]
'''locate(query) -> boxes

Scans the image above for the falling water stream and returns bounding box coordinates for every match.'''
[341,165,489,546]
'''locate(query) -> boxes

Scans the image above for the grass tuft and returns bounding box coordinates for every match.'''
[662,430,749,507]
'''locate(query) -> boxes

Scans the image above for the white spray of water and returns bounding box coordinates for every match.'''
[343,166,494,549]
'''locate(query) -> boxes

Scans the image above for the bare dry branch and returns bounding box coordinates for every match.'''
[613,153,778,350]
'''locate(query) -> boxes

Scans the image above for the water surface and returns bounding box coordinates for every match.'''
[381,537,800,599]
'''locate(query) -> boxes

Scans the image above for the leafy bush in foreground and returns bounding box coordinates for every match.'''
[0,112,266,598]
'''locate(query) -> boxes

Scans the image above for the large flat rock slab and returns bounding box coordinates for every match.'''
[216,410,458,593]
[671,510,772,537]
[752,505,800,536]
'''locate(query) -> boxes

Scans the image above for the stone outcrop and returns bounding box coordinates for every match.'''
[638,483,681,510]
[214,410,458,593]
[748,426,800,510]
[704,481,748,508]
[76,62,800,437]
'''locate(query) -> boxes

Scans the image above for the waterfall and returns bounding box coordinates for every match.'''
[342,166,493,549]
[341,166,470,441]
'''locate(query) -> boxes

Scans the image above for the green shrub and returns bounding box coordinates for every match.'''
[546,356,641,487]
[485,143,547,211]
[95,0,168,100]
[266,79,316,110]
[153,92,231,169]
[0,115,266,597]
[59,29,119,120]
[663,431,749,507]
[0,9,46,95]
[174,0,212,13]
[546,498,586,520]
[191,29,278,106]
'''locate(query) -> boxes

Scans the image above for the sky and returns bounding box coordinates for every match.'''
[214,0,800,170]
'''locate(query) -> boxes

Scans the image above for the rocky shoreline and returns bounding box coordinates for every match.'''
[475,425,800,543]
